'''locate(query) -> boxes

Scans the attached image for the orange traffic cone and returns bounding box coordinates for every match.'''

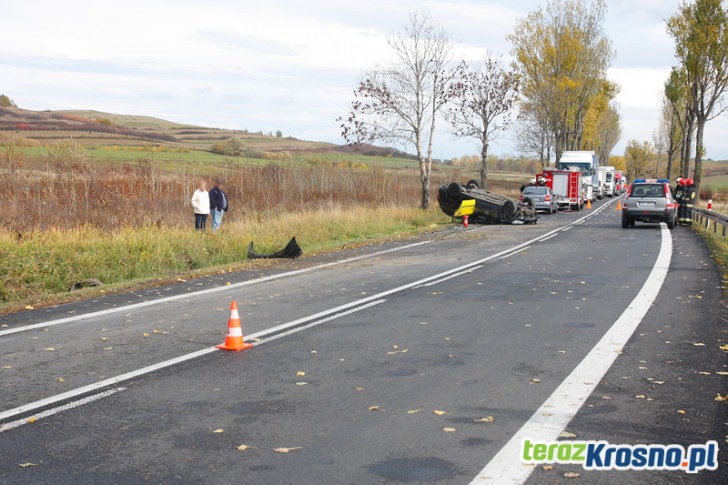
[616,200,622,211]
[216,301,253,351]
[586,199,592,209]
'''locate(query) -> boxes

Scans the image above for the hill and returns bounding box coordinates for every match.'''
[0,106,415,159]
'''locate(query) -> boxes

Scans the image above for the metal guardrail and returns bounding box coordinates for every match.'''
[693,207,728,237]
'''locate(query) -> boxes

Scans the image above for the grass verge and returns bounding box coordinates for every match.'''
[0,206,449,312]
[693,221,728,300]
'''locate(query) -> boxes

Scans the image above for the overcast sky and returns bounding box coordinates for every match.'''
[2,0,726,160]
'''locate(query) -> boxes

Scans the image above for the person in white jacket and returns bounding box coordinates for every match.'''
[191,180,211,231]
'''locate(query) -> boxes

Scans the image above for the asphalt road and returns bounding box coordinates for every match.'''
[0,197,726,484]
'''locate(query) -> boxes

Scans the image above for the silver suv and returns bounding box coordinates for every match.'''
[621,179,677,229]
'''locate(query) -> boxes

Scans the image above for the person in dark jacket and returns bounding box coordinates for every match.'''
[683,179,696,226]
[209,178,228,231]
[674,178,686,223]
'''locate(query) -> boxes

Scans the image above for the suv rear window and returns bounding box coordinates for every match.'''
[523,187,547,195]
[629,184,665,198]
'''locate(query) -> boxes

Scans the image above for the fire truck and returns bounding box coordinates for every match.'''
[536,168,584,211]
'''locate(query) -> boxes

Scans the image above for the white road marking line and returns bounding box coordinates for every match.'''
[471,223,672,484]
[0,240,433,338]
[254,300,387,346]
[0,204,612,424]
[560,226,573,232]
[497,247,530,260]
[421,266,484,287]
[538,234,558,242]
[0,387,126,433]
[0,347,217,423]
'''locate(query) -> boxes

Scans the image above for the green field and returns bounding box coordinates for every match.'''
[703,173,728,191]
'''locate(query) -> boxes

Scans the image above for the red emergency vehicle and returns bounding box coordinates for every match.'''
[536,168,584,211]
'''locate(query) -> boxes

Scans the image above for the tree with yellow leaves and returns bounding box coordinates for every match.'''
[509,0,615,163]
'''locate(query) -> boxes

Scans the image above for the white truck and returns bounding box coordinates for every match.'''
[557,151,599,203]
[600,166,616,197]
[595,167,606,199]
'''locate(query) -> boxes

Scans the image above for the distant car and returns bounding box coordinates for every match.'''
[520,186,558,214]
[621,179,677,229]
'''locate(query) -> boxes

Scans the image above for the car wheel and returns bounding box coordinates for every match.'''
[667,217,675,229]
[622,217,629,228]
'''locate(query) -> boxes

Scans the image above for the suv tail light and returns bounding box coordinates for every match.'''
[544,194,551,201]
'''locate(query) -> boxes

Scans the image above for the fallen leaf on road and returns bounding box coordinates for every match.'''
[474,416,494,423]
[557,350,566,354]
[2,365,12,369]
[143,333,150,338]
[295,382,307,386]
[530,378,541,384]
[100,337,109,342]
[368,405,381,411]
[296,371,306,377]
[693,342,705,347]
[310,350,317,354]
[103,346,113,350]
[273,447,301,453]
[26,416,37,424]
[677,410,686,414]
[18,463,37,468]
[717,372,728,376]
[653,381,665,385]
[44,347,55,352]
[564,471,581,478]
[543,465,554,471]
[715,394,728,402]
[433,410,449,416]
[559,431,577,438]
[24,305,34,310]
[355,387,364,391]
[719,344,728,352]
[56,377,64,383]
[542,412,554,417]
[236,444,255,451]
[601,396,612,400]
[407,409,421,414]
[153,329,167,334]
[443,427,456,433]
[698,372,711,375]
[213,429,224,433]
[635,394,646,399]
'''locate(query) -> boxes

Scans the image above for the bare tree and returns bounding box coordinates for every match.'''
[339,11,456,209]
[509,0,615,162]
[446,56,518,188]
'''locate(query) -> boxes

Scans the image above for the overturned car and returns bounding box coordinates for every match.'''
[437,181,538,225]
